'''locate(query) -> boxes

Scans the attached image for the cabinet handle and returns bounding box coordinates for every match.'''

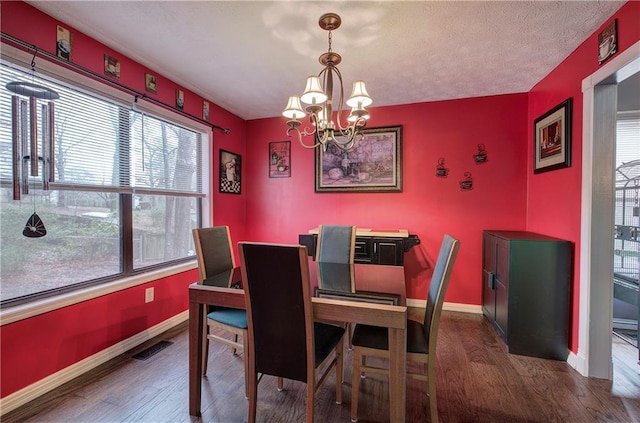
[488,272,496,290]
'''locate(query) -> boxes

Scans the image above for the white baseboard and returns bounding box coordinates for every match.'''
[0,310,189,416]
[567,350,588,376]
[407,299,483,314]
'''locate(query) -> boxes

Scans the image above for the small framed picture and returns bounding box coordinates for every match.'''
[203,101,210,120]
[598,19,617,65]
[176,89,184,111]
[56,25,72,61]
[269,141,291,178]
[220,149,241,194]
[534,98,572,174]
[145,73,157,94]
[104,54,120,79]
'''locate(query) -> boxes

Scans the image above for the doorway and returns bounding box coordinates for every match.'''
[579,41,640,379]
[612,75,639,365]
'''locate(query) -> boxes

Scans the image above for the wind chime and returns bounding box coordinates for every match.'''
[6,48,59,238]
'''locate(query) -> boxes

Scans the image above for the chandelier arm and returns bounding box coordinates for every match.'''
[337,116,367,137]
[287,126,322,149]
[324,68,333,128]
[331,66,349,132]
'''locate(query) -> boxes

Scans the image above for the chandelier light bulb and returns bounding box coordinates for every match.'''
[300,76,327,105]
[282,96,306,120]
[347,105,370,123]
[346,81,372,108]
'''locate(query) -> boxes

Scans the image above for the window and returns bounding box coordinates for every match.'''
[0,59,208,305]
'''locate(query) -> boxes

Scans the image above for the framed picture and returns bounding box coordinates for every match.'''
[219,149,241,194]
[203,101,210,120]
[269,141,291,178]
[598,19,617,65]
[534,98,572,174]
[315,125,402,192]
[175,89,184,111]
[104,54,120,79]
[56,25,72,61]
[145,73,157,94]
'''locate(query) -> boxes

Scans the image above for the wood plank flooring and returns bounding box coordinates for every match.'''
[3,311,639,423]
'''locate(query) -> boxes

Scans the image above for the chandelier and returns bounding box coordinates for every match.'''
[282,13,372,151]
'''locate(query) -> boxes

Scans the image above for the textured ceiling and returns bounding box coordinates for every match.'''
[27,1,625,121]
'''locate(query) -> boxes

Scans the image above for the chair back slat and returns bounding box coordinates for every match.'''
[240,243,313,383]
[316,225,356,264]
[193,226,235,280]
[424,234,460,348]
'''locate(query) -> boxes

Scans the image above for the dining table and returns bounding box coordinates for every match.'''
[188,259,408,422]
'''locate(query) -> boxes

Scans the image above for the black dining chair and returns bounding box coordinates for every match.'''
[192,226,249,397]
[239,242,346,423]
[350,234,460,423]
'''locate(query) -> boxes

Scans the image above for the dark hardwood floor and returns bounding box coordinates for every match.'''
[3,311,639,423]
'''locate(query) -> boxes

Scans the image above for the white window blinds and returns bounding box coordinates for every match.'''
[1,62,203,195]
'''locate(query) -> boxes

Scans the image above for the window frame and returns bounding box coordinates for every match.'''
[0,44,211,312]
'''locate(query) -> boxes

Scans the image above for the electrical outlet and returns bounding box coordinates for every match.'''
[145,287,154,303]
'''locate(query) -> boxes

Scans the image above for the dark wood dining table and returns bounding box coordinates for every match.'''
[188,260,408,422]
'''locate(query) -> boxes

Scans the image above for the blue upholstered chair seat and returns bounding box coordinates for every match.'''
[313,323,346,367]
[208,307,248,329]
[351,319,429,354]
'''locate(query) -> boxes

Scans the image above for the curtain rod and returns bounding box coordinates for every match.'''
[1,32,231,135]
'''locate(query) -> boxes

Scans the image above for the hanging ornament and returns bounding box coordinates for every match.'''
[23,212,47,238]
[460,172,473,191]
[473,144,488,164]
[435,157,449,178]
[6,47,59,238]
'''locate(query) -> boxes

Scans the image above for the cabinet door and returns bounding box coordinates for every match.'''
[354,237,373,264]
[482,233,497,321]
[494,238,510,340]
[373,238,403,265]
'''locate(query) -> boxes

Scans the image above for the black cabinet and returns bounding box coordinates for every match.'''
[298,233,419,266]
[482,230,572,360]
[372,237,404,265]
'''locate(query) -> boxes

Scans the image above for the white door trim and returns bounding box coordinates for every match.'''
[578,41,640,378]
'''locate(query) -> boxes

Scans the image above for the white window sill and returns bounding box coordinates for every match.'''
[0,261,198,326]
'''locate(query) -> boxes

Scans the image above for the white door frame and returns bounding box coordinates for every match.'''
[574,41,640,378]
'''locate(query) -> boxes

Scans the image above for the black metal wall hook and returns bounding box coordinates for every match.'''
[30,44,37,70]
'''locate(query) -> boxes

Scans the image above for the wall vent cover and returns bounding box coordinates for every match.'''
[132,340,173,361]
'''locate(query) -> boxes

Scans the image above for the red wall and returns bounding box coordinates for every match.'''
[527,1,639,350]
[245,94,529,304]
[0,273,192,397]
[0,1,247,398]
[2,0,637,403]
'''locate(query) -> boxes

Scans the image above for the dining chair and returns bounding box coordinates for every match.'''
[316,224,356,264]
[316,224,356,348]
[239,242,346,423]
[350,234,460,423]
[192,226,249,397]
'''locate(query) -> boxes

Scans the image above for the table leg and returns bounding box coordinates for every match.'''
[388,326,406,423]
[189,299,204,416]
